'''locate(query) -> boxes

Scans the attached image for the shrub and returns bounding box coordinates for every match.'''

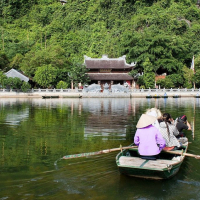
[56,80,68,89]
[21,82,31,92]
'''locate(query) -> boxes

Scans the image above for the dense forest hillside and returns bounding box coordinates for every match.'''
[1,0,200,88]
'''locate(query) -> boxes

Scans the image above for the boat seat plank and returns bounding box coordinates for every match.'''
[119,156,145,166]
[119,156,178,169]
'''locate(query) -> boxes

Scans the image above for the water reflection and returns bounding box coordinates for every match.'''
[5,108,29,126]
[164,97,167,107]
[0,97,200,199]
[82,99,132,141]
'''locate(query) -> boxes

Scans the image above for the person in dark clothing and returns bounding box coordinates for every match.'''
[176,115,191,137]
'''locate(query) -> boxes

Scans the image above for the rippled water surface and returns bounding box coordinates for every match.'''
[0,97,200,200]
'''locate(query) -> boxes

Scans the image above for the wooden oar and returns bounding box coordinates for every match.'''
[163,150,200,159]
[62,145,200,160]
[62,146,137,160]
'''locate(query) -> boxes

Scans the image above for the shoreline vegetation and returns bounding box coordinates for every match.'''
[1,1,200,91]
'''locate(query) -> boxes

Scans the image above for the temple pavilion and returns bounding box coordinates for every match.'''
[84,55,136,89]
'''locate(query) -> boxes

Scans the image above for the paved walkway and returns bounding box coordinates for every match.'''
[0,90,199,98]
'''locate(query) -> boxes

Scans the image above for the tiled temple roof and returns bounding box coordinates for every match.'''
[84,55,136,69]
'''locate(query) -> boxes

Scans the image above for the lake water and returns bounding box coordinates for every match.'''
[0,97,200,200]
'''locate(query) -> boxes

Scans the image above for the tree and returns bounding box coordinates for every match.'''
[68,64,90,88]
[34,65,57,88]
[1,0,200,89]
[0,70,7,88]
[0,51,9,71]
[143,58,155,88]
[137,75,145,88]
[182,66,194,88]
[21,81,31,92]
[156,77,174,89]
[129,70,139,78]
[56,68,70,86]
[156,79,166,89]
[20,46,70,77]
[5,77,22,89]
[167,74,184,88]
[194,70,200,88]
[10,53,24,69]
[193,55,200,88]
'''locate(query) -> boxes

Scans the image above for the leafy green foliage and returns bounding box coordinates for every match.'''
[193,55,200,88]
[0,70,7,88]
[5,77,22,89]
[182,65,194,88]
[143,58,155,88]
[137,75,145,87]
[1,0,200,88]
[56,68,70,85]
[167,74,184,88]
[156,79,166,88]
[0,51,9,71]
[20,46,69,77]
[34,65,57,88]
[156,77,174,88]
[129,70,139,78]
[56,80,68,89]
[69,64,90,87]
[10,53,24,69]
[21,81,31,92]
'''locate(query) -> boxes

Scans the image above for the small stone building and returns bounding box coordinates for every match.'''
[84,55,136,89]
[5,68,29,82]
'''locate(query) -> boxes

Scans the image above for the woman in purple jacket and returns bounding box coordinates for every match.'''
[134,114,166,160]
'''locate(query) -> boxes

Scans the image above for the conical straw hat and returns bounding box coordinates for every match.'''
[136,114,157,128]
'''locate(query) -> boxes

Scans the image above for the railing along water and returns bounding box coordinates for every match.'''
[0,88,199,98]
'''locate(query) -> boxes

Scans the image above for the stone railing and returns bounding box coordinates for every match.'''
[0,88,199,98]
[0,88,83,93]
[130,88,200,93]
[0,88,199,93]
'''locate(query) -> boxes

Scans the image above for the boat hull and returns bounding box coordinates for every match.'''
[116,143,188,180]
[153,96,161,98]
[118,162,182,179]
[42,96,59,99]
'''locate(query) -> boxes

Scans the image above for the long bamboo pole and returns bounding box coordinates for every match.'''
[62,145,200,160]
[163,150,200,159]
[62,146,137,160]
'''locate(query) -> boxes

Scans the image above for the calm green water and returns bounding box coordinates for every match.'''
[0,97,200,200]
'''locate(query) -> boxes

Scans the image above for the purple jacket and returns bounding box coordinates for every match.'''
[134,125,166,156]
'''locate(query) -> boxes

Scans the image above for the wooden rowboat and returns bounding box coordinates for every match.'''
[173,95,180,98]
[153,96,161,98]
[116,142,188,180]
[42,96,59,99]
